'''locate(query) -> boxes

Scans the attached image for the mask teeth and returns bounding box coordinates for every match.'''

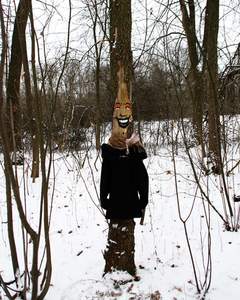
[126,144,129,155]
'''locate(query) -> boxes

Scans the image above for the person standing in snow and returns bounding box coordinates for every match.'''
[100,65,149,277]
[100,134,148,220]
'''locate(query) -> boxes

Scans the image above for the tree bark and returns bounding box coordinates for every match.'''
[18,0,39,179]
[204,0,221,172]
[110,0,132,100]
[179,0,204,154]
[0,0,20,285]
[104,0,136,277]
[6,0,30,153]
[104,220,136,276]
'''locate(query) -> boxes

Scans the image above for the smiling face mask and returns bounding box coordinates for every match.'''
[111,65,133,145]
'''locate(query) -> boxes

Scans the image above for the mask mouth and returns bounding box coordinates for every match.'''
[117,117,130,128]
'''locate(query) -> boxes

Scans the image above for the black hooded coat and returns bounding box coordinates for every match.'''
[100,143,149,219]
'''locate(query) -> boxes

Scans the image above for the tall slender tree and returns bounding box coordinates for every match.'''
[86,0,108,150]
[6,0,30,157]
[179,0,221,170]
[6,0,40,176]
[179,0,205,154]
[204,0,221,171]
[104,0,137,276]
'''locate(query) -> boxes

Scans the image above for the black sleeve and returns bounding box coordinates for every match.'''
[100,158,110,209]
[137,161,149,209]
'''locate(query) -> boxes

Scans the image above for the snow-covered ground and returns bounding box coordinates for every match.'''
[0,137,240,299]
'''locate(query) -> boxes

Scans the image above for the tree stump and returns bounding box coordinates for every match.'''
[104,219,136,276]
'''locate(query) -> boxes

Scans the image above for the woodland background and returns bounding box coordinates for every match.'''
[1,1,240,299]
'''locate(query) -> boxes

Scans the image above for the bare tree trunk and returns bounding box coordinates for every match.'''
[17,0,40,179]
[0,1,20,286]
[179,0,205,155]
[204,0,221,172]
[104,0,136,277]
[29,4,40,179]
[110,0,133,100]
[6,0,30,155]
[87,0,108,150]
[0,1,53,298]
[95,56,101,150]
[5,166,20,281]
[91,1,102,150]
[104,220,136,276]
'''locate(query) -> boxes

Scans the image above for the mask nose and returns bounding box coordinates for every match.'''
[119,106,127,116]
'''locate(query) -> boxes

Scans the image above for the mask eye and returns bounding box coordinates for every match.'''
[125,103,131,110]
[114,102,121,109]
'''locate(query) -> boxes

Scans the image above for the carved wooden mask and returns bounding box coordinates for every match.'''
[112,66,133,140]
